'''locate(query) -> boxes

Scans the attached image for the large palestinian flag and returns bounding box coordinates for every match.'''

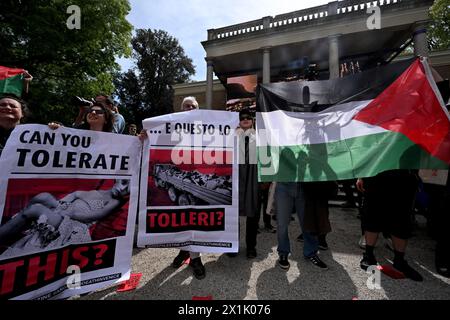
[0,66,26,97]
[257,58,450,182]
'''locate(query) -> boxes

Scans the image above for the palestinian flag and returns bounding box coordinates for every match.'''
[257,58,450,182]
[0,66,26,97]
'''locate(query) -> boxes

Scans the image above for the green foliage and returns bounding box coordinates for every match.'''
[0,0,132,124]
[429,0,450,50]
[115,29,195,126]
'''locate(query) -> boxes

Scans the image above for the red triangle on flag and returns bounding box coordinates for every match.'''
[354,59,450,164]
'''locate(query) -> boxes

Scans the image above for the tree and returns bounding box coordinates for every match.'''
[0,0,132,124]
[429,0,450,50]
[115,29,195,126]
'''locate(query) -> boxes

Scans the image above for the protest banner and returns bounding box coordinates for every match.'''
[138,110,239,253]
[0,125,141,300]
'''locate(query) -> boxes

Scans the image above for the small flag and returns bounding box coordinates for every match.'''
[0,66,26,97]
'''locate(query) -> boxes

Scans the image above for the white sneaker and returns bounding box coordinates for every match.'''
[358,235,366,249]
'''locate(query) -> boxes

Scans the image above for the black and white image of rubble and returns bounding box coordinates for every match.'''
[152,164,232,206]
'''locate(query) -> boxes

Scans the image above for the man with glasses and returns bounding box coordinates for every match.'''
[235,109,261,259]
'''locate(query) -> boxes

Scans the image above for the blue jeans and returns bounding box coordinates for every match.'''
[275,182,318,258]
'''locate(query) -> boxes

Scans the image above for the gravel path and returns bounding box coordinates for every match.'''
[79,207,450,300]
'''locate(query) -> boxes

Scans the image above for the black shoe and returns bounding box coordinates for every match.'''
[360,253,378,271]
[436,265,450,278]
[436,249,450,278]
[278,255,290,270]
[262,224,276,233]
[189,257,206,280]
[393,260,423,282]
[318,236,329,251]
[226,252,238,258]
[246,248,257,259]
[172,250,190,268]
[307,254,328,270]
[297,234,304,242]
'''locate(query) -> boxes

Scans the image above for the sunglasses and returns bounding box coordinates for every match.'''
[240,116,252,121]
[89,108,105,115]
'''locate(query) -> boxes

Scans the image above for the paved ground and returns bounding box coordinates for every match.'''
[79,207,450,300]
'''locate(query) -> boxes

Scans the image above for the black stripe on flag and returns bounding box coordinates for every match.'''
[257,58,415,113]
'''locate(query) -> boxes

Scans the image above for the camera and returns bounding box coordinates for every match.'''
[72,96,94,108]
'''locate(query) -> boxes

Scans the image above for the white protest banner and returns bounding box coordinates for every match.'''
[0,124,141,300]
[138,110,239,253]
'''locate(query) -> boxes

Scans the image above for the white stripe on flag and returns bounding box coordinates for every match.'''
[257,100,389,147]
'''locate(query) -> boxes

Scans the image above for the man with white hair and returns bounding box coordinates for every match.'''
[181,96,199,111]
[171,96,206,280]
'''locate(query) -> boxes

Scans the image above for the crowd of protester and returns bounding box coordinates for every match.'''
[1,72,449,286]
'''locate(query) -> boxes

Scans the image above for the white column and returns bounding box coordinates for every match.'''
[413,22,429,58]
[205,58,214,110]
[329,34,340,79]
[262,47,271,84]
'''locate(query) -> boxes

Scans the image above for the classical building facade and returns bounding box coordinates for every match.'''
[174,0,449,110]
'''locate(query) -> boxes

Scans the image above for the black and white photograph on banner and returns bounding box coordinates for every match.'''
[0,178,130,258]
[148,149,233,207]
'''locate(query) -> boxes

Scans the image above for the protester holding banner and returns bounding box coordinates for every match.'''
[95,95,125,134]
[180,96,199,111]
[171,96,206,280]
[0,123,141,299]
[0,66,31,158]
[236,109,260,259]
[0,94,29,157]
[49,102,114,133]
[72,95,125,134]
[78,102,115,133]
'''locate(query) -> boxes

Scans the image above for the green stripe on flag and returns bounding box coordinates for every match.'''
[0,74,23,96]
[258,131,449,182]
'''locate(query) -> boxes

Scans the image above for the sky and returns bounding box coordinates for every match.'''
[117,0,330,81]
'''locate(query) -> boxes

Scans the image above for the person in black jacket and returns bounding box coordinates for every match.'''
[236,109,260,258]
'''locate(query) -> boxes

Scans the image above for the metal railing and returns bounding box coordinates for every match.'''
[207,0,405,41]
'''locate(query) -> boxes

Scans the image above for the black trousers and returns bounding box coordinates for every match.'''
[246,216,259,250]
